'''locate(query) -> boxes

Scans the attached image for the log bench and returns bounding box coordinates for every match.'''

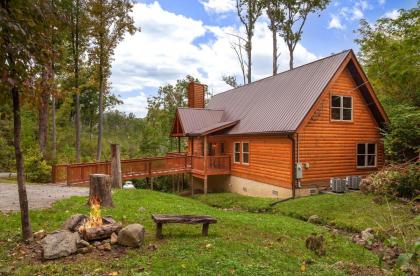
[151,214,217,239]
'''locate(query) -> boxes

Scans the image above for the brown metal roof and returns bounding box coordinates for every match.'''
[174,50,385,136]
[177,108,224,134]
[206,50,351,134]
[189,120,239,136]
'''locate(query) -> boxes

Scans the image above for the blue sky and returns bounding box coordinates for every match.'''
[110,0,417,117]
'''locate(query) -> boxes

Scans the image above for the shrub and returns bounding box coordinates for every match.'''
[24,148,51,183]
[361,162,420,199]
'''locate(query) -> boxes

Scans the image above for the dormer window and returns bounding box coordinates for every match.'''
[331,95,352,121]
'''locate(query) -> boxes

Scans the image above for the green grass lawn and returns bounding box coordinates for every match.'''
[0,190,384,275]
[195,192,419,249]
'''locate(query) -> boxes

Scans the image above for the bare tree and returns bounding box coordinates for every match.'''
[228,33,247,85]
[264,0,283,75]
[235,0,263,84]
[277,0,330,70]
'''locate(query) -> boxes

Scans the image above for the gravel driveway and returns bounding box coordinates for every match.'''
[0,183,88,212]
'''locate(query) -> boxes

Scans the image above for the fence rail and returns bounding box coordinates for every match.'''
[52,154,231,185]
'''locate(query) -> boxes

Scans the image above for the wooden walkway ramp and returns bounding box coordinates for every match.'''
[52,155,230,185]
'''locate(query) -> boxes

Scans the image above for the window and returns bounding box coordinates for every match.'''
[357,143,376,167]
[242,142,249,164]
[331,95,352,121]
[234,142,241,163]
[220,143,225,154]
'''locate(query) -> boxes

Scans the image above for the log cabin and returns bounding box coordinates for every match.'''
[170,49,388,198]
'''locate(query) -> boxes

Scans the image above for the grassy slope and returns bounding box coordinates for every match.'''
[0,190,379,275]
[195,192,419,246]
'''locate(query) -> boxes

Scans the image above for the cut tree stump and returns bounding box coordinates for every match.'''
[110,144,122,189]
[88,174,114,207]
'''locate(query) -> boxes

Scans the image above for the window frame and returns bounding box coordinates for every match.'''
[233,142,241,164]
[331,95,353,122]
[242,142,250,165]
[356,143,377,168]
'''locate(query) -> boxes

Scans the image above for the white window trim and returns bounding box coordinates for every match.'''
[331,95,353,122]
[242,141,250,165]
[356,143,377,168]
[233,142,241,164]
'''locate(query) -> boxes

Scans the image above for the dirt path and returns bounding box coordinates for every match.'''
[0,183,88,212]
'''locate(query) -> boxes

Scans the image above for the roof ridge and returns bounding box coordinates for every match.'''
[212,49,352,98]
[178,107,224,111]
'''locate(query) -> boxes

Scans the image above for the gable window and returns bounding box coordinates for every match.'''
[242,142,249,164]
[331,95,352,121]
[357,143,376,167]
[234,142,241,163]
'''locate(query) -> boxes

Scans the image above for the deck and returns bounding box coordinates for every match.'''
[52,154,231,185]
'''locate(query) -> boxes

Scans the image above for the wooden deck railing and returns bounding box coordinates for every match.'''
[52,154,231,185]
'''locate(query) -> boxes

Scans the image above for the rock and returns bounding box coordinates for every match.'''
[307,215,321,224]
[76,239,90,248]
[62,214,87,232]
[361,228,374,242]
[110,232,118,245]
[103,242,111,251]
[117,224,145,248]
[103,216,117,225]
[42,230,80,260]
[33,230,46,240]
[147,244,157,251]
[93,241,102,247]
[77,247,92,254]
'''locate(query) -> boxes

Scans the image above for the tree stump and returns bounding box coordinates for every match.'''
[88,174,114,207]
[110,144,122,188]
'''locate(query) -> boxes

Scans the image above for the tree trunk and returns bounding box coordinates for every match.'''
[74,0,81,163]
[88,174,114,207]
[52,96,56,160]
[246,32,252,84]
[96,42,104,161]
[110,144,122,188]
[38,83,49,159]
[272,26,278,75]
[11,86,32,240]
[289,46,294,70]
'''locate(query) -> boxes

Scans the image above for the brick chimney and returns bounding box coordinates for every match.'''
[188,82,205,108]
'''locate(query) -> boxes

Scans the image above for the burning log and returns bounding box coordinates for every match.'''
[79,222,122,241]
[88,174,114,208]
[78,197,121,241]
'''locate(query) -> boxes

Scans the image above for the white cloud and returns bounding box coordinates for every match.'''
[200,0,236,13]
[382,9,400,19]
[114,92,148,118]
[328,15,345,30]
[110,1,318,117]
[351,7,364,20]
[378,0,386,5]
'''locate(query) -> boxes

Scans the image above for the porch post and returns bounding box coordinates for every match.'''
[190,174,194,196]
[203,135,208,194]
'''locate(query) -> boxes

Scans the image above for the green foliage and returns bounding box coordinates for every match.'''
[383,104,420,161]
[361,162,420,199]
[24,148,52,183]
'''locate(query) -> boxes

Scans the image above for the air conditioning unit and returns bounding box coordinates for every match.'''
[346,176,361,190]
[330,178,346,193]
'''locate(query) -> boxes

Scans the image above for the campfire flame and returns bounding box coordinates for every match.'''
[79,197,103,232]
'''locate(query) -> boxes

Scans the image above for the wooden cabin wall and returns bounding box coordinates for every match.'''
[208,136,293,189]
[298,68,384,187]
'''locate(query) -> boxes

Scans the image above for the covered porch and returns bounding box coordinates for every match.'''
[171,108,238,194]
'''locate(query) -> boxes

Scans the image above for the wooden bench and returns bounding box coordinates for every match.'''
[151,214,217,239]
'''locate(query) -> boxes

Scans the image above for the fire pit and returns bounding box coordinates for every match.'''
[40,196,144,260]
[77,197,122,241]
